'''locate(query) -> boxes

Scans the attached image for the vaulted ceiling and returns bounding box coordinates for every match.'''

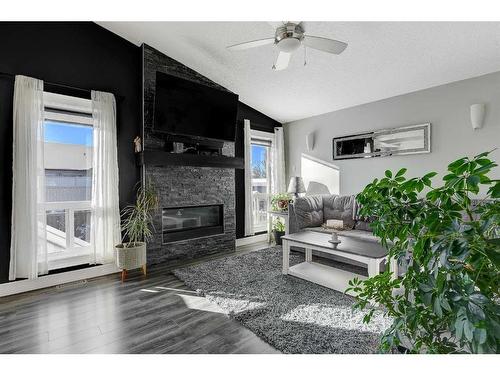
[98,22,500,123]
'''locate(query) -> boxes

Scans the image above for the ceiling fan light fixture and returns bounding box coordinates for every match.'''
[276,37,301,53]
[226,21,348,71]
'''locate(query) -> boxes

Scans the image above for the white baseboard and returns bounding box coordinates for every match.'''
[236,233,269,247]
[0,263,119,298]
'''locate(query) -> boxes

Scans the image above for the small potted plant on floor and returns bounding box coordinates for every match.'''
[115,181,158,281]
[273,217,286,245]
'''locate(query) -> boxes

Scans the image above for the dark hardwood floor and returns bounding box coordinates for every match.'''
[0,243,279,354]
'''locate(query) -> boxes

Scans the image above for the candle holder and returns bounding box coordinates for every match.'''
[328,231,341,249]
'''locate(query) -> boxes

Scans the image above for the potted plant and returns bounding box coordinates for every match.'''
[271,193,293,212]
[347,151,500,353]
[273,217,286,245]
[115,181,158,281]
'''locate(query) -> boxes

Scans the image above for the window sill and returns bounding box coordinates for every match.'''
[0,263,119,298]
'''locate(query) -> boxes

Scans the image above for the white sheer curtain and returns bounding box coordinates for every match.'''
[9,75,47,280]
[243,119,254,236]
[271,127,286,194]
[91,90,121,264]
[267,127,287,240]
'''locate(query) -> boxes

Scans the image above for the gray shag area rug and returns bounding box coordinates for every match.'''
[173,246,392,354]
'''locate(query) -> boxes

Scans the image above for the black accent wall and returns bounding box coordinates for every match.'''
[0,22,142,283]
[0,22,280,282]
[235,103,281,239]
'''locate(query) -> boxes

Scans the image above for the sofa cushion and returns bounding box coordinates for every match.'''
[322,195,356,229]
[353,199,375,232]
[293,195,324,229]
[354,219,373,232]
[302,226,332,234]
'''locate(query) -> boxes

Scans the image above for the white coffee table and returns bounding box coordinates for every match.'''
[281,231,397,296]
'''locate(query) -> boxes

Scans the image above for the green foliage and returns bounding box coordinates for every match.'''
[271,193,293,212]
[347,151,500,353]
[120,180,159,248]
[273,217,285,232]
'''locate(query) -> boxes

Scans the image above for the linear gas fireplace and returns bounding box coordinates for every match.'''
[162,204,224,243]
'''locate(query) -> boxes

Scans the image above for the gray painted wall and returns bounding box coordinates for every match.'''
[284,71,500,196]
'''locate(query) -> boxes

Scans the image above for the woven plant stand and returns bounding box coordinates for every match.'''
[115,242,147,281]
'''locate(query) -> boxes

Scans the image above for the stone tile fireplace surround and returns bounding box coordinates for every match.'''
[143,44,236,266]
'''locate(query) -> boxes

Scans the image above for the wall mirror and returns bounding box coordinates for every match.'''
[332,123,431,160]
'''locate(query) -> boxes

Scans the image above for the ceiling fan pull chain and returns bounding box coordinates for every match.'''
[304,45,307,66]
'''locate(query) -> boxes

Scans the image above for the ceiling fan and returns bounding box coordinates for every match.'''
[226,22,348,70]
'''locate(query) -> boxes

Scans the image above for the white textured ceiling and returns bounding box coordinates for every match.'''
[98,22,500,123]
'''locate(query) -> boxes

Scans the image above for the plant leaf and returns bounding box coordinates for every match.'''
[468,301,485,320]
[474,328,487,345]
[488,181,500,198]
[455,317,465,340]
[418,283,433,292]
[395,168,407,177]
[423,172,438,179]
[440,297,452,312]
[433,297,443,318]
[469,293,488,305]
[466,175,480,186]
[448,157,467,171]
[464,321,474,341]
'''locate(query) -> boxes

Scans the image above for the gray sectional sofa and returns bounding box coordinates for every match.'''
[287,194,385,269]
[287,194,491,272]
[288,194,379,243]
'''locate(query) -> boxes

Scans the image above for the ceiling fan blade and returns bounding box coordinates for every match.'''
[273,52,291,71]
[303,35,348,54]
[227,38,275,51]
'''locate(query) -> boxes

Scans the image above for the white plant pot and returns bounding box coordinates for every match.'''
[115,242,147,270]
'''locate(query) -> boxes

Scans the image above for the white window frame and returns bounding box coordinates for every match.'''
[249,129,275,234]
[251,129,275,144]
[43,92,94,270]
[44,92,92,116]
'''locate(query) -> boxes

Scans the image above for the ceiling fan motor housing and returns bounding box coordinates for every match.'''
[275,22,304,52]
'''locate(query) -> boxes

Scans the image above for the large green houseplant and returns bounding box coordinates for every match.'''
[347,151,500,353]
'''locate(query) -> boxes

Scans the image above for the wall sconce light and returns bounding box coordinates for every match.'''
[470,103,486,130]
[306,132,315,151]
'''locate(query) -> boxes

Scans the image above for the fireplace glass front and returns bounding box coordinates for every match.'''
[162,204,224,243]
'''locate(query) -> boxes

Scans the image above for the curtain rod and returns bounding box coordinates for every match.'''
[0,71,124,100]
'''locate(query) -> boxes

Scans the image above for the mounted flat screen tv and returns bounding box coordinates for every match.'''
[153,71,238,142]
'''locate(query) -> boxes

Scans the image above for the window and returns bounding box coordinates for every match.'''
[43,92,93,270]
[250,131,274,234]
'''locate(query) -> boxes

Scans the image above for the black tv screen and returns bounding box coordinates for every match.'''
[153,72,238,142]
